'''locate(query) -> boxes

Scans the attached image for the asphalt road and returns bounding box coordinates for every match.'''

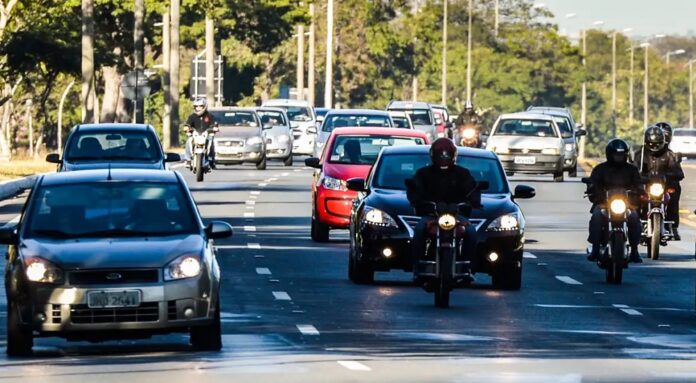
[0,160,696,382]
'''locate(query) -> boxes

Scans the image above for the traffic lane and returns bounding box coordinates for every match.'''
[0,191,27,227]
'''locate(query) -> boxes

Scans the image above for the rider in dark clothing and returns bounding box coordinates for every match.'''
[649,122,684,240]
[184,97,218,167]
[407,138,481,279]
[587,139,644,263]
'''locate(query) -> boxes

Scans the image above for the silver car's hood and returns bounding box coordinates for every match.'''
[216,126,262,140]
[265,125,291,137]
[488,135,562,150]
[20,235,205,270]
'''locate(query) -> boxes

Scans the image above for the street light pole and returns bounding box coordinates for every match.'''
[579,28,587,159]
[690,59,695,129]
[642,42,650,128]
[494,0,499,37]
[308,2,316,106]
[629,44,634,124]
[466,0,473,102]
[441,0,447,105]
[324,0,334,108]
[666,49,685,65]
[296,24,305,101]
[611,31,617,137]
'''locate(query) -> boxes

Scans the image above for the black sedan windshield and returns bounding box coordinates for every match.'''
[26,182,198,238]
[373,154,508,193]
[66,130,161,162]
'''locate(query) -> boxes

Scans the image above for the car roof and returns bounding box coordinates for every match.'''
[331,127,427,138]
[255,106,287,114]
[262,99,311,107]
[387,100,432,110]
[527,106,572,116]
[381,145,497,159]
[209,106,258,112]
[325,109,390,117]
[75,123,155,132]
[497,112,556,121]
[39,169,180,187]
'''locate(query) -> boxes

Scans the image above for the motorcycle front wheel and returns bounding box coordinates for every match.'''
[649,214,662,260]
[434,248,454,308]
[195,154,204,182]
[607,232,625,284]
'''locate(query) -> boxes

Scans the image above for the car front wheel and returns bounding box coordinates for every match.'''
[6,301,33,357]
[190,300,222,351]
[311,206,330,242]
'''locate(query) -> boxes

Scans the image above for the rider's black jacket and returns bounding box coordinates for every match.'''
[588,161,643,205]
[632,146,684,188]
[455,110,482,127]
[184,111,217,133]
[407,164,481,215]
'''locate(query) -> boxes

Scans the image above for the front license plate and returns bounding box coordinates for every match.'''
[514,156,536,165]
[87,290,141,308]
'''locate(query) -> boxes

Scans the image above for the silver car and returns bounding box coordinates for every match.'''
[209,107,268,170]
[257,107,294,166]
[262,99,317,156]
[388,110,414,129]
[1,169,233,355]
[487,112,566,182]
[527,106,586,177]
[386,100,437,142]
[313,109,395,157]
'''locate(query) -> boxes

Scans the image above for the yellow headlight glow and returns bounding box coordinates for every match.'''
[610,199,627,215]
[462,128,477,139]
[649,183,664,197]
[438,214,457,230]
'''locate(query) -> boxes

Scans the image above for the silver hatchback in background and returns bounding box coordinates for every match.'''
[487,112,566,182]
[386,101,437,142]
[257,107,294,166]
[209,107,268,170]
[262,99,317,156]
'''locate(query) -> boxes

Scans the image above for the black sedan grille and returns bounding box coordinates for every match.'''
[69,269,159,285]
[70,302,159,324]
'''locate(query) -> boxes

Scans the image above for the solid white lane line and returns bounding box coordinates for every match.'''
[294,169,302,172]
[273,291,291,301]
[259,183,268,187]
[244,226,257,232]
[337,361,371,372]
[247,243,261,249]
[612,304,629,308]
[269,177,278,181]
[245,200,256,205]
[251,191,261,195]
[555,276,583,285]
[296,324,320,336]
[256,267,271,275]
[244,212,255,218]
[523,252,537,259]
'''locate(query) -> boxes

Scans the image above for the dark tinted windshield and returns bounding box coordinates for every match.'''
[210,111,258,127]
[66,130,161,162]
[391,109,432,125]
[392,116,411,129]
[322,114,392,132]
[329,135,425,165]
[373,154,507,194]
[674,129,696,137]
[495,119,558,137]
[26,182,198,238]
[257,110,287,126]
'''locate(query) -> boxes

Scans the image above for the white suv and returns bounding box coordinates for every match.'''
[262,99,317,156]
[670,128,696,159]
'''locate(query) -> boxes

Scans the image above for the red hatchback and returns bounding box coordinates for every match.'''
[305,127,429,242]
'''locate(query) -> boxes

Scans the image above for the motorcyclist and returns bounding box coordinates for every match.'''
[633,125,685,240]
[454,101,483,146]
[184,97,219,169]
[406,138,481,280]
[656,121,683,239]
[587,139,643,263]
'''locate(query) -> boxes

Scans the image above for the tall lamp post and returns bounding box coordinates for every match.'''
[641,42,650,128]
[465,0,473,102]
[665,49,686,65]
[689,59,696,129]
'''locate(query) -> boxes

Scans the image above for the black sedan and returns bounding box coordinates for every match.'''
[46,124,180,171]
[347,146,535,289]
[0,169,232,356]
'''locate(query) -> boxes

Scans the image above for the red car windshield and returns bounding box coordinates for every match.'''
[328,135,425,165]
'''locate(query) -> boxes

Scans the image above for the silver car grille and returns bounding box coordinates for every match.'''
[398,215,486,238]
[218,139,244,148]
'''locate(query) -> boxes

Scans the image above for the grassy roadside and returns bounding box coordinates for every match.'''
[0,159,56,181]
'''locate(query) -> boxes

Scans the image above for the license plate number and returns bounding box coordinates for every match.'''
[514,156,536,165]
[217,147,239,154]
[87,291,141,308]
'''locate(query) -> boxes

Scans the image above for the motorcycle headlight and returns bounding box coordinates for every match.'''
[541,148,560,155]
[193,135,207,145]
[462,128,477,139]
[24,256,63,284]
[438,214,457,230]
[322,175,346,191]
[247,136,263,146]
[649,183,664,197]
[564,143,574,152]
[362,207,398,228]
[487,213,519,232]
[610,199,627,215]
[278,134,291,143]
[165,255,202,281]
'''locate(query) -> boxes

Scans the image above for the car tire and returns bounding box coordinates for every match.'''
[283,155,293,166]
[553,172,564,182]
[349,246,374,284]
[311,214,330,242]
[256,156,267,170]
[492,263,522,291]
[190,300,222,351]
[6,301,33,357]
[569,164,578,178]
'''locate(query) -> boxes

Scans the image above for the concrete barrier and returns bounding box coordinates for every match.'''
[0,175,38,200]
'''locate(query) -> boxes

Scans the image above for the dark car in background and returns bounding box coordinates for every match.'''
[347,146,535,289]
[0,169,233,356]
[47,124,180,171]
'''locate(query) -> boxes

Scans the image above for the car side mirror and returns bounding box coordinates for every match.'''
[206,221,233,240]
[165,153,181,162]
[307,126,318,135]
[346,178,366,192]
[46,153,61,164]
[446,122,454,129]
[0,226,18,245]
[575,129,587,137]
[513,185,536,199]
[304,157,321,169]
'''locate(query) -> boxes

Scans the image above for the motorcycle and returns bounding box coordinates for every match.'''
[455,124,482,148]
[641,176,674,260]
[188,128,216,182]
[416,201,474,308]
[583,178,630,284]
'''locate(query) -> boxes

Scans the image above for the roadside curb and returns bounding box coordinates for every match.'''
[0,175,38,201]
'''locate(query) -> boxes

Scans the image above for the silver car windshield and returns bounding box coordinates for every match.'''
[25,182,198,238]
[495,119,558,138]
[210,111,258,127]
[258,111,287,126]
[322,114,392,132]
[284,107,313,122]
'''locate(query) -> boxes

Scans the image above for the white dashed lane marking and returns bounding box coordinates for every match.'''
[281,172,289,177]
[247,243,261,249]
[296,324,320,336]
[244,212,255,218]
[337,361,371,372]
[523,252,537,259]
[258,183,268,187]
[613,304,643,316]
[244,226,257,232]
[555,276,583,285]
[256,267,271,275]
[245,200,256,205]
[273,291,292,301]
[251,191,261,195]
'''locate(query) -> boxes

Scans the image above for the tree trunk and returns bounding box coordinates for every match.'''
[100,66,121,123]
[81,0,95,123]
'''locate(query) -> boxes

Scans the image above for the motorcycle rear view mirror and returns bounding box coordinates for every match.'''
[346,178,366,192]
[164,153,181,162]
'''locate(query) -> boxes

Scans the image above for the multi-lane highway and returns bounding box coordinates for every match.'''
[1,161,696,382]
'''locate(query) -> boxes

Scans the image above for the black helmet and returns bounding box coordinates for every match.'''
[430,137,457,169]
[605,139,630,164]
[655,121,673,144]
[644,126,666,153]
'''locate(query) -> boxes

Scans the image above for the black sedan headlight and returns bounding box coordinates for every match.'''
[361,207,398,228]
[486,213,520,232]
[24,256,64,284]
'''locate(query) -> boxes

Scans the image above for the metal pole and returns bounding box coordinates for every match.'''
[205,15,215,106]
[81,0,95,123]
[58,80,75,154]
[629,45,634,124]
[666,52,671,66]
[441,0,447,105]
[611,31,617,137]
[297,25,305,101]
[466,0,473,102]
[162,12,171,147]
[644,45,649,128]
[324,0,334,108]
[690,60,694,129]
[170,0,181,147]
[579,29,587,159]
[134,0,145,123]
[217,55,222,106]
[308,2,316,106]
[494,0,499,37]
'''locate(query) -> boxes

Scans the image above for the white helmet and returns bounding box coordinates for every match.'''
[464,100,474,112]
[193,97,207,116]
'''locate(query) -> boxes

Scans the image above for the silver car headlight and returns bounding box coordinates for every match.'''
[165,255,202,281]
[362,207,398,228]
[24,256,63,284]
[487,213,519,232]
[278,134,291,143]
[322,175,346,191]
[541,148,560,155]
[247,136,263,146]
[564,143,574,152]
